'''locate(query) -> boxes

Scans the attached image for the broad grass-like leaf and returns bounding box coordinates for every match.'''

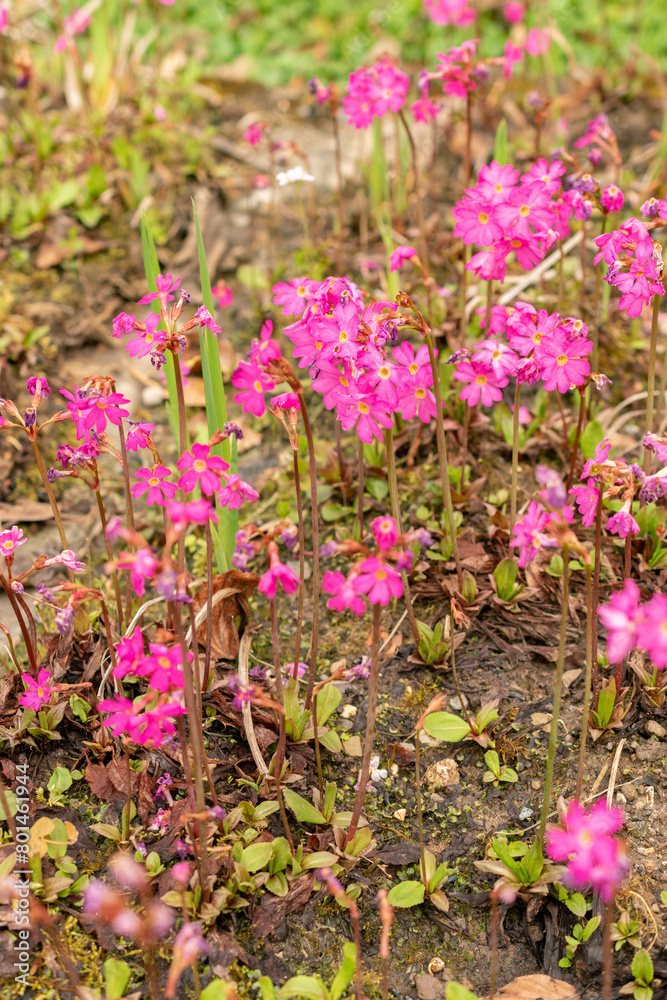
[141,214,180,444]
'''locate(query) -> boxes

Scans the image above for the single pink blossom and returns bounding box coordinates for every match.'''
[598,580,641,664]
[353,557,403,605]
[177,443,229,496]
[389,245,417,272]
[0,526,27,559]
[19,669,55,711]
[546,800,629,903]
[131,466,177,507]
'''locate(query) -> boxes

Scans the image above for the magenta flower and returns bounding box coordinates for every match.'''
[232,361,275,417]
[258,558,299,601]
[0,526,27,559]
[26,376,50,397]
[44,549,86,572]
[250,319,282,365]
[177,443,229,496]
[79,392,131,440]
[19,669,55,711]
[536,332,592,393]
[116,548,159,597]
[125,421,155,452]
[125,314,163,358]
[112,312,137,338]
[607,502,639,539]
[546,800,629,902]
[569,479,600,527]
[133,643,186,692]
[353,557,403,605]
[372,516,398,551]
[504,1,525,22]
[581,438,611,480]
[98,695,186,746]
[510,500,556,568]
[165,499,218,530]
[389,245,417,272]
[272,278,316,317]
[338,396,393,443]
[601,184,624,213]
[211,283,233,308]
[454,361,507,407]
[636,593,667,669]
[131,466,177,507]
[138,273,181,306]
[452,199,503,246]
[398,385,438,422]
[322,570,366,616]
[424,0,476,28]
[598,580,641,664]
[217,474,259,510]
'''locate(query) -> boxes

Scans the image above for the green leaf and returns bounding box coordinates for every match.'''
[499,767,518,783]
[266,872,289,896]
[323,782,337,820]
[493,118,508,164]
[241,842,274,873]
[193,199,234,571]
[236,264,269,289]
[69,694,90,721]
[484,751,501,777]
[278,976,328,1000]
[141,214,180,447]
[90,823,121,842]
[259,977,278,1000]
[366,477,389,501]
[283,789,327,825]
[302,851,339,870]
[48,766,73,796]
[319,730,342,753]
[387,880,425,908]
[104,957,132,1000]
[632,950,654,986]
[423,712,471,743]
[517,838,544,884]
[314,684,342,727]
[321,502,350,523]
[491,838,522,879]
[254,801,280,821]
[634,987,653,1000]
[330,942,357,1000]
[474,703,499,733]
[493,558,523,601]
[565,893,587,917]
[0,791,18,821]
[581,915,601,941]
[202,979,238,1000]
[595,685,616,728]
[580,419,604,460]
[446,984,480,1000]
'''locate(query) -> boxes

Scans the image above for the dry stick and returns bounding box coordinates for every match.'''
[292,449,306,676]
[510,382,522,535]
[15,592,38,666]
[644,293,662,473]
[176,715,205,892]
[591,491,603,711]
[384,428,419,646]
[424,333,463,590]
[95,491,124,630]
[539,545,570,842]
[450,606,474,731]
[203,520,214,695]
[269,599,295,851]
[99,599,123,696]
[298,396,320,712]
[414,725,426,886]
[565,388,587,492]
[575,566,594,800]
[459,403,471,496]
[237,630,269,775]
[189,603,204,724]
[122,750,132,844]
[334,421,348,501]
[356,437,365,542]
[0,575,38,674]
[345,603,381,846]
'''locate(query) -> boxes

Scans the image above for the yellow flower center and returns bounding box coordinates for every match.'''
[146,333,154,343]
[298,285,306,295]
[378,366,391,380]
[495,183,503,192]
[149,477,160,487]
[375,569,387,580]
[492,350,501,359]
[37,686,44,698]
[339,330,348,342]
[159,657,170,668]
[409,363,418,374]
[253,380,262,392]
[478,212,489,224]
[2,540,13,549]
[193,459,207,472]
[557,354,569,366]
[519,204,530,217]
[340,376,349,387]
[415,388,426,399]
[97,399,107,408]
[511,239,522,248]
[315,341,323,350]
[476,375,487,385]
[532,332,542,344]
[358,402,369,414]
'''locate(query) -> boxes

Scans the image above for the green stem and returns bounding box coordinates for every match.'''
[575,565,593,800]
[644,293,661,471]
[384,428,419,647]
[345,603,381,846]
[424,332,463,590]
[292,449,306,675]
[96,491,124,630]
[510,381,522,535]
[592,214,609,372]
[298,395,320,712]
[357,436,365,542]
[539,545,569,842]
[30,438,73,580]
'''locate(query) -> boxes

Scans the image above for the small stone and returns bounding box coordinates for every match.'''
[615,792,627,806]
[531,780,541,790]
[423,758,460,791]
[519,806,534,821]
[636,742,666,763]
[419,730,441,747]
[340,704,357,719]
[393,808,407,821]
[428,958,446,975]
[449,694,469,711]
[416,974,445,1000]
[644,720,667,739]
[390,763,399,776]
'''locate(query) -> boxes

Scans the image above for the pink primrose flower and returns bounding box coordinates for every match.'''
[389,245,418,272]
[353,557,403,605]
[597,580,641,664]
[126,421,155,452]
[177,443,229,496]
[546,800,629,902]
[138,273,181,307]
[454,360,507,407]
[232,361,275,417]
[131,466,177,507]
[0,526,27,559]
[322,570,366,616]
[510,500,556,568]
[19,669,55,711]
[569,479,600,528]
[217,474,259,510]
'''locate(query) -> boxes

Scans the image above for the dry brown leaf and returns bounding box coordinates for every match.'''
[495,973,578,1000]
[192,571,258,660]
[251,873,314,939]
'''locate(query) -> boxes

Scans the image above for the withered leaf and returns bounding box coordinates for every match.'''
[137,770,156,824]
[85,762,116,803]
[386,742,416,766]
[251,873,314,939]
[495,974,578,1000]
[192,571,258,660]
[82,640,105,683]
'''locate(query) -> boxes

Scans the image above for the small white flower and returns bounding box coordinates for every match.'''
[276,166,315,186]
[369,755,388,783]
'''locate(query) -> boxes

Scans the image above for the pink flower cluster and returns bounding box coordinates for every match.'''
[452,158,569,284]
[322,516,411,615]
[59,385,130,442]
[451,301,593,408]
[268,276,438,441]
[598,579,667,668]
[231,320,282,417]
[342,58,410,129]
[546,800,630,902]
[423,0,476,27]
[593,218,664,317]
[99,629,187,746]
